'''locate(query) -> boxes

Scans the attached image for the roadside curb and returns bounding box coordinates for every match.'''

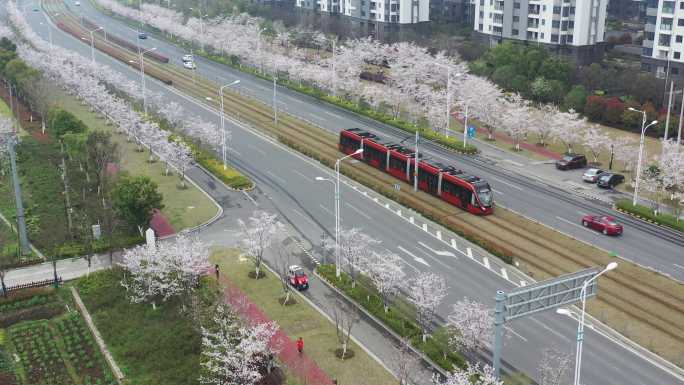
[613,206,684,235]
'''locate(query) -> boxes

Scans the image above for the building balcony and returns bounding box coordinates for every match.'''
[493,6,503,11]
[646,7,658,16]
[643,39,653,48]
[662,7,675,15]
[645,23,655,32]
[660,24,673,32]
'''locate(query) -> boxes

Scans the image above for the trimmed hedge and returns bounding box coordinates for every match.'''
[317,264,466,372]
[615,199,684,233]
[54,235,144,259]
[196,156,253,190]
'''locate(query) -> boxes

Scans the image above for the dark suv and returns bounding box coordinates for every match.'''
[597,173,625,188]
[555,154,588,170]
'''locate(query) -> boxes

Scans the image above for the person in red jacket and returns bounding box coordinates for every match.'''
[296,337,304,354]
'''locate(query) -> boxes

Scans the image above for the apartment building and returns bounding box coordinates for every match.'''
[295,0,430,24]
[641,0,684,81]
[472,0,608,63]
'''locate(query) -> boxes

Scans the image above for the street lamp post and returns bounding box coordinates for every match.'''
[219,80,241,170]
[557,262,618,385]
[129,47,157,117]
[272,66,278,125]
[84,26,103,64]
[316,149,363,278]
[628,107,658,206]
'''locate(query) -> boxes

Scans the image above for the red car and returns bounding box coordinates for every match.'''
[288,265,309,290]
[581,215,623,235]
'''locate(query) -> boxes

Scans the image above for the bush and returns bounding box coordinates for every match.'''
[603,97,625,124]
[584,95,606,121]
[615,199,684,232]
[47,108,87,139]
[563,85,588,112]
[198,157,253,190]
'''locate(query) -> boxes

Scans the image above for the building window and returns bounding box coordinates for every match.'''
[679,19,684,26]
[479,11,484,18]
[512,29,519,35]
[540,33,544,39]
[391,3,398,11]
[513,15,519,22]
[480,0,484,5]
[514,2,520,9]
[681,1,684,9]
[361,10,366,16]
[568,20,574,29]
[562,7,569,16]
[676,51,681,59]
[541,19,545,26]
[673,67,680,75]
[643,48,653,57]
[646,32,655,40]
[567,35,573,43]
[553,6,561,14]
[552,20,560,28]
[677,35,683,43]
[551,34,559,42]
[479,23,484,31]
[542,5,546,11]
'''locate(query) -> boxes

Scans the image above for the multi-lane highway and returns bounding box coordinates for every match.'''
[62,0,684,283]
[20,2,684,384]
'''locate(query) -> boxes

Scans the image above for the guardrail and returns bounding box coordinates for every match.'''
[4,277,63,293]
[81,17,170,63]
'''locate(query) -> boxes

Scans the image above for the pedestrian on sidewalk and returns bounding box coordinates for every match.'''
[296,337,304,355]
[215,264,220,279]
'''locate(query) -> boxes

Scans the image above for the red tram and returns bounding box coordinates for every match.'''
[339,128,493,215]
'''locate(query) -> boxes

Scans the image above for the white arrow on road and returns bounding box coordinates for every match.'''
[418,241,457,258]
[398,246,430,267]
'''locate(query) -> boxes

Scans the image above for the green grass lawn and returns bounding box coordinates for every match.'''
[75,269,212,385]
[55,95,219,232]
[211,249,398,385]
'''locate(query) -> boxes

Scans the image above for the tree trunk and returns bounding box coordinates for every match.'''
[422,333,427,343]
[341,342,347,359]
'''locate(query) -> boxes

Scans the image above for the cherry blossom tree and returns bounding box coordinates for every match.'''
[238,210,284,279]
[529,104,556,147]
[406,272,447,342]
[323,227,379,288]
[538,348,572,385]
[200,304,279,385]
[658,140,684,220]
[332,298,360,359]
[582,125,611,165]
[444,363,503,385]
[551,109,586,154]
[500,94,529,151]
[447,297,494,352]
[366,250,405,313]
[120,233,209,309]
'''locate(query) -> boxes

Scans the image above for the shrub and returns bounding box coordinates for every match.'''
[615,199,684,232]
[603,97,625,124]
[584,95,606,121]
[47,108,87,139]
[563,85,588,113]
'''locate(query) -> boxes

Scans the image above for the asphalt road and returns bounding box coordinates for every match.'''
[20,3,684,384]
[62,0,684,283]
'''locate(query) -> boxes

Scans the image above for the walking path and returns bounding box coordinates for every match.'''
[220,275,333,385]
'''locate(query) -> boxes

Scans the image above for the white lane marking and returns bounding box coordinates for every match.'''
[414,246,454,271]
[242,190,258,206]
[319,204,333,216]
[409,216,414,224]
[266,170,287,185]
[466,247,474,259]
[501,268,509,280]
[483,257,490,269]
[386,248,421,272]
[345,202,372,220]
[291,169,311,181]
[397,209,402,216]
[292,209,316,226]
[418,241,456,258]
[674,264,684,270]
[491,177,524,191]
[556,216,594,233]
[491,188,504,196]
[436,230,442,240]
[504,159,524,167]
[530,318,571,343]
[398,246,430,267]
[247,144,266,155]
[322,110,342,119]
[505,326,528,342]
[227,146,242,156]
[520,280,527,287]
[422,223,428,232]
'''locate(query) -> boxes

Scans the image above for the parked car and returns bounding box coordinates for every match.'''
[183,60,196,69]
[582,168,604,183]
[288,265,309,290]
[581,215,623,235]
[138,32,147,39]
[182,54,194,62]
[556,154,587,170]
[596,172,625,188]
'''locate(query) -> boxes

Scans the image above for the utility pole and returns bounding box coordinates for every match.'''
[6,135,30,255]
[273,69,278,126]
[664,81,674,142]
